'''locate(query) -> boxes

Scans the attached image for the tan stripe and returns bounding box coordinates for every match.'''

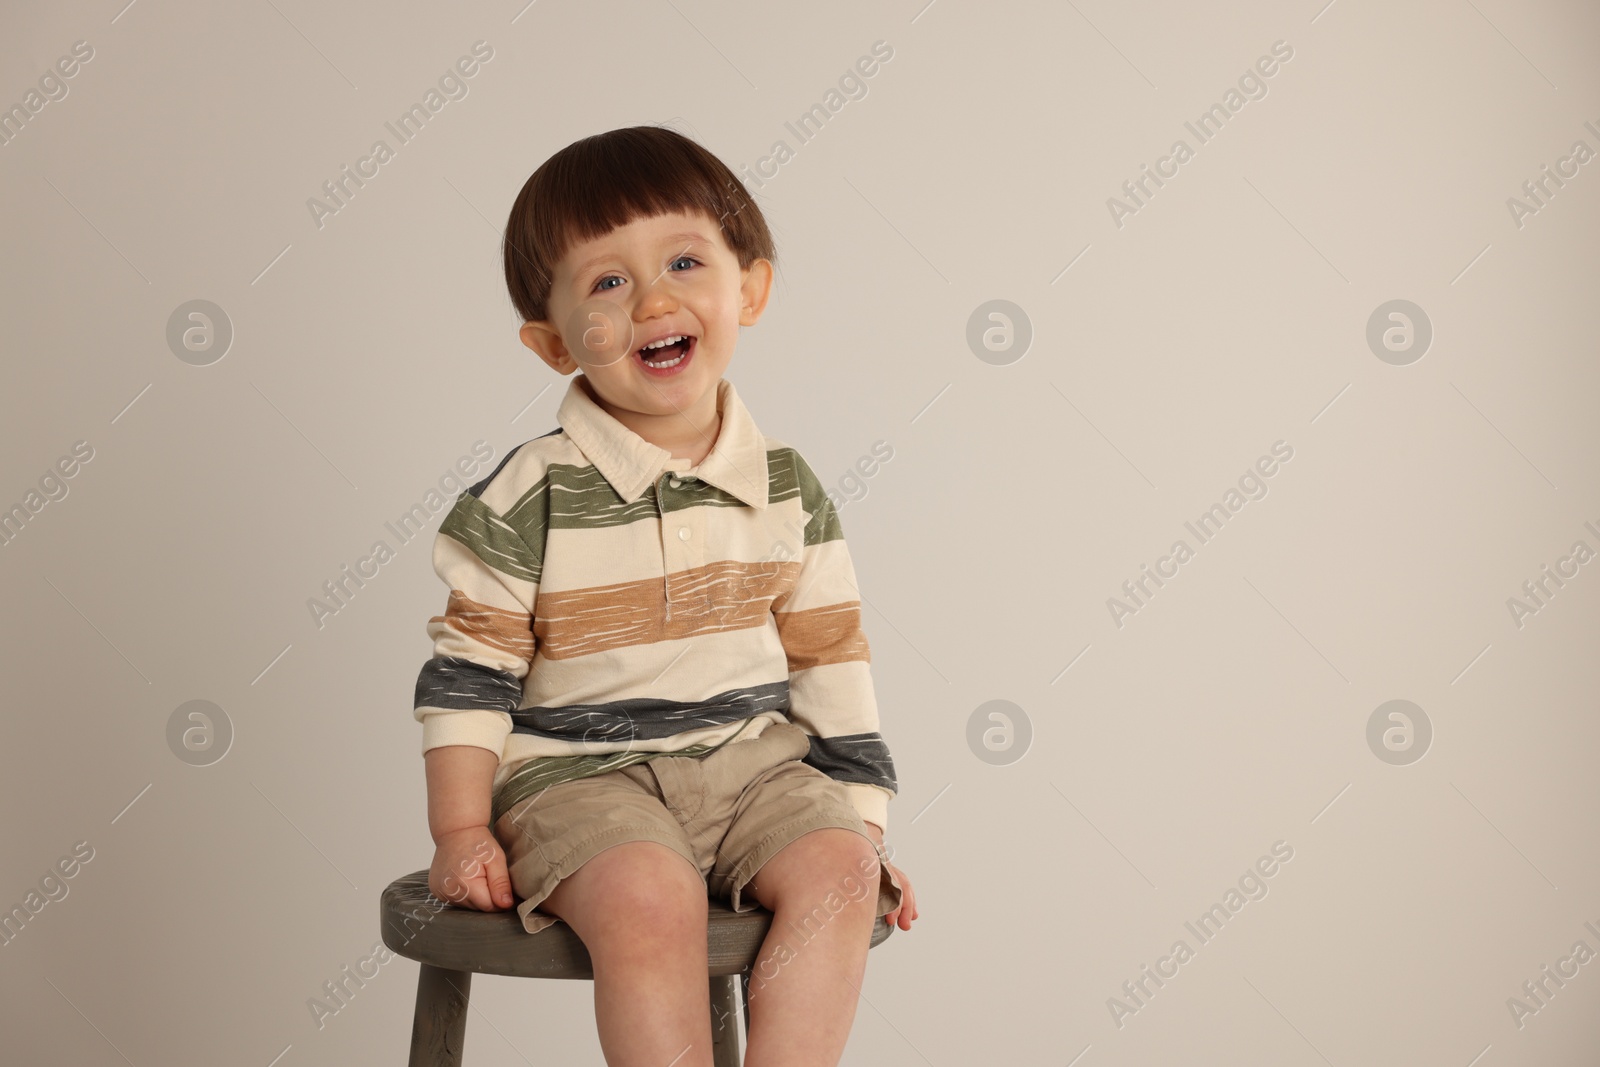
[534,559,800,660]
[433,590,535,660]
[773,602,870,671]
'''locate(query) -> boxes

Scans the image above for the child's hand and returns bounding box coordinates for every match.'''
[429,826,515,911]
[863,821,918,932]
[882,859,917,932]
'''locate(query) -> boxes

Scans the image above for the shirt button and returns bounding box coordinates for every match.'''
[669,477,683,489]
[678,527,691,541]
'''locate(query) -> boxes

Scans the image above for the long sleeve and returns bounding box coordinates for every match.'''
[412,488,540,757]
[772,452,898,832]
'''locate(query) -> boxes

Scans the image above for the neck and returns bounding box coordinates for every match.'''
[588,377,723,463]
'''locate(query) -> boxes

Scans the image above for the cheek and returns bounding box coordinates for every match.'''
[701,288,742,327]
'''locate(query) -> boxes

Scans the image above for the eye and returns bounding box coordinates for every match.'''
[589,256,700,293]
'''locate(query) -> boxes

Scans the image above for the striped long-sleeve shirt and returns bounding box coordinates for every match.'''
[412,373,898,831]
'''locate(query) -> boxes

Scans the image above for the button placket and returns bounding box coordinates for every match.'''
[658,475,674,619]
[660,473,701,617]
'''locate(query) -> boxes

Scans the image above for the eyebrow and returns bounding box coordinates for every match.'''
[570,232,712,284]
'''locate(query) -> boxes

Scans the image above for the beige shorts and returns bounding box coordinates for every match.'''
[491,719,903,936]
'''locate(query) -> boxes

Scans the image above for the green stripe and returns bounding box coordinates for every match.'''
[463,448,838,587]
[488,448,831,542]
[440,492,542,584]
[764,448,805,509]
[787,449,842,548]
[490,717,759,827]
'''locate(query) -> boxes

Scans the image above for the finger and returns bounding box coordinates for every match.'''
[895,880,915,925]
[487,849,515,910]
[459,872,495,912]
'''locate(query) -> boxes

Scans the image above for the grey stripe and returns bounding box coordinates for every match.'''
[803,732,898,795]
[413,655,522,714]
[509,681,792,743]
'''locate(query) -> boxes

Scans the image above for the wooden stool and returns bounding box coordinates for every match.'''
[380,870,895,1066]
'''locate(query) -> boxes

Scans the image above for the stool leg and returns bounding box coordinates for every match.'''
[410,965,471,1067]
[740,967,751,1038]
[709,974,742,1067]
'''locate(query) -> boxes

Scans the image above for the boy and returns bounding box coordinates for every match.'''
[412,125,917,1066]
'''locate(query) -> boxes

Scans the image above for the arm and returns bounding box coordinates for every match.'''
[773,451,898,833]
[413,486,543,909]
[424,744,513,910]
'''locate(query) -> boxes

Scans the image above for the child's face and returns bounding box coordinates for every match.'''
[521,208,772,427]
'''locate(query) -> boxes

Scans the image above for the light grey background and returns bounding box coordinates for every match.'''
[3,0,1598,1063]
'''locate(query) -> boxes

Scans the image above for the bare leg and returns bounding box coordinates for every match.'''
[740,828,880,1067]
[541,840,715,1067]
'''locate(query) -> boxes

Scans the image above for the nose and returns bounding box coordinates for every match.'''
[632,268,679,322]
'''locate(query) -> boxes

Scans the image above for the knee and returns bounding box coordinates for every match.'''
[584,842,708,941]
[759,828,881,917]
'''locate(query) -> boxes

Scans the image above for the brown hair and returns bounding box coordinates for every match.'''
[502,125,777,325]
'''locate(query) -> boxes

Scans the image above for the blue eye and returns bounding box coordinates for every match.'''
[590,256,700,293]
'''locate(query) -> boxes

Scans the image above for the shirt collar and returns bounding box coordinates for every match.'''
[557,374,771,510]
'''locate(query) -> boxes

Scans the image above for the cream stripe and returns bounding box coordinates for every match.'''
[536,501,807,593]
[473,441,558,518]
[520,623,788,707]
[431,534,537,611]
[786,660,882,736]
[775,539,861,614]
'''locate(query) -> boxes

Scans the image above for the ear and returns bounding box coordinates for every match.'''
[738,258,774,327]
[520,320,577,375]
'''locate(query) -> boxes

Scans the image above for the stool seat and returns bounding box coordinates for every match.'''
[379,869,894,1065]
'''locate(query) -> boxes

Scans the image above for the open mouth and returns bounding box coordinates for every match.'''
[635,334,695,371]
